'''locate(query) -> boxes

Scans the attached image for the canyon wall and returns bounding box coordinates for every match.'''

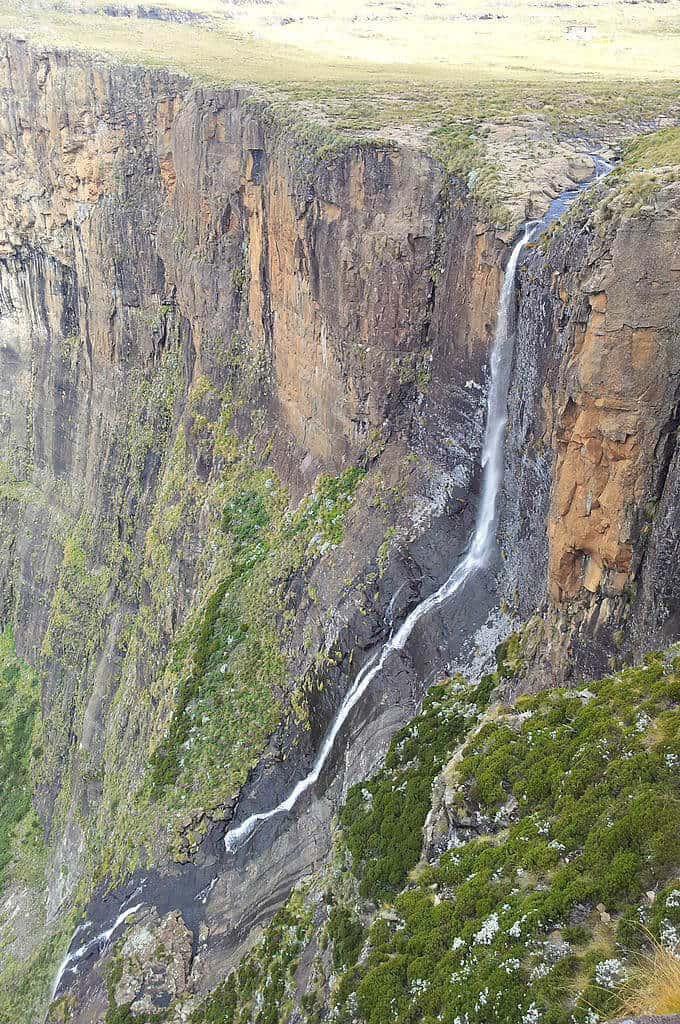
[0,34,678,1023]
[503,191,680,684]
[0,37,504,1020]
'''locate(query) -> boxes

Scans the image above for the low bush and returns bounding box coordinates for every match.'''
[340,674,494,903]
[328,906,366,970]
[333,651,680,1024]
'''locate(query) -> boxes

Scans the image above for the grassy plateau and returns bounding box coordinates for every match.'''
[2,1,680,137]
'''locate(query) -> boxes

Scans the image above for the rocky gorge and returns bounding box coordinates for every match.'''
[0,32,679,1024]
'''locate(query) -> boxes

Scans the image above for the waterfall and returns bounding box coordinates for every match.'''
[224,220,538,853]
[49,902,144,1002]
[48,156,614,1009]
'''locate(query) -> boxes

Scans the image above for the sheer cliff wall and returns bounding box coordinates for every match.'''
[503,195,680,685]
[0,35,679,1022]
[0,36,502,925]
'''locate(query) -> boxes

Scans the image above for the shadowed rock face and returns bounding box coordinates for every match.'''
[0,34,679,1023]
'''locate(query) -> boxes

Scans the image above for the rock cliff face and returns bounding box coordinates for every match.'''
[0,36,504,1020]
[0,34,678,1024]
[502,189,680,684]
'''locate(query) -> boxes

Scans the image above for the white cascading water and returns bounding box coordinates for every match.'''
[224,219,538,853]
[50,902,144,1002]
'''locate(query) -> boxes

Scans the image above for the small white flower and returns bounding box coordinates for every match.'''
[473,912,499,945]
[509,914,528,938]
[575,1012,599,1024]
[522,1002,541,1024]
[594,958,626,990]
[660,920,680,950]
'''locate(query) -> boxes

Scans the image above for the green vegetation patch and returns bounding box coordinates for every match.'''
[190,888,314,1024]
[328,905,366,973]
[340,673,494,904]
[0,459,34,503]
[286,467,366,554]
[1,922,76,1024]
[41,517,113,666]
[622,126,680,175]
[332,650,680,1024]
[0,626,43,889]
[0,628,56,1024]
[146,460,365,810]
[591,125,680,224]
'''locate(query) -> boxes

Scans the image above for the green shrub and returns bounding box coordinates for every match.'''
[328,906,366,970]
[340,674,494,903]
[331,651,680,1024]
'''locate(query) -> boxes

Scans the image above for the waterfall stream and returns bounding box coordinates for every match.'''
[49,225,533,998]
[49,902,144,1003]
[223,220,539,853]
[49,156,612,1005]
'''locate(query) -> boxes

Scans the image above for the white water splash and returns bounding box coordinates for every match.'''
[224,222,538,853]
[195,876,218,904]
[50,902,144,1002]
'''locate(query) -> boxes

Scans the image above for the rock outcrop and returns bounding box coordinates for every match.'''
[112,911,194,1015]
[609,1018,680,1024]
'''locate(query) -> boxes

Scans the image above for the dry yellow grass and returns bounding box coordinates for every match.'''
[2,1,680,89]
[2,1,679,150]
[620,938,680,1017]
